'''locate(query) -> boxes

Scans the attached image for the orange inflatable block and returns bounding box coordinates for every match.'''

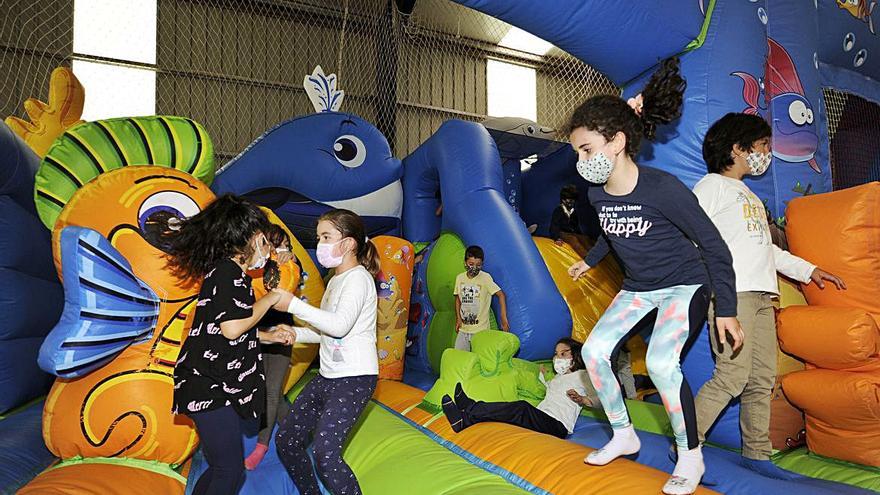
[374,380,719,495]
[781,182,880,466]
[373,236,415,380]
[778,306,880,371]
[782,369,880,466]
[20,461,186,495]
[785,182,880,318]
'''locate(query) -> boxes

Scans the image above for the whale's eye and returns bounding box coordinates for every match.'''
[333,135,366,168]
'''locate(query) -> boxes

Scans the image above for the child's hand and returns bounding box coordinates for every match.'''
[455,318,462,333]
[554,239,565,246]
[566,389,588,406]
[500,316,510,332]
[266,289,282,305]
[271,289,294,311]
[715,316,744,352]
[539,364,547,376]
[274,324,297,345]
[261,325,295,345]
[275,250,294,265]
[568,260,591,281]
[810,267,846,290]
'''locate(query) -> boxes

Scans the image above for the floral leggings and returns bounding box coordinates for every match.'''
[276,374,377,495]
[583,284,709,449]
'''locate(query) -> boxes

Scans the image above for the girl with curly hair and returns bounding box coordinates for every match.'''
[566,58,742,494]
[168,194,294,495]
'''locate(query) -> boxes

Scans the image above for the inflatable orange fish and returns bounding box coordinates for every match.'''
[22,166,216,493]
[44,166,215,462]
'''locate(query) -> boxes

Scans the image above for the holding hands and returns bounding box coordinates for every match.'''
[567,389,593,407]
[271,288,295,312]
[259,324,296,345]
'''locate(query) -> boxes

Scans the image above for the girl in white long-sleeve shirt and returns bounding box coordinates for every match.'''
[272,209,379,495]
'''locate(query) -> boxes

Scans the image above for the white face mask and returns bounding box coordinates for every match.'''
[576,152,615,184]
[746,151,772,176]
[247,237,271,270]
[553,357,573,375]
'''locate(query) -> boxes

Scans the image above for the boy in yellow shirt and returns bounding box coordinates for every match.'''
[453,245,509,351]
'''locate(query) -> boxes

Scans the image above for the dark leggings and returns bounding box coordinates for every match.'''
[276,374,377,495]
[257,351,291,445]
[188,406,245,495]
[463,400,568,438]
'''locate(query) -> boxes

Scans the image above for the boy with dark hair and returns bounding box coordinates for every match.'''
[453,245,509,351]
[691,112,845,479]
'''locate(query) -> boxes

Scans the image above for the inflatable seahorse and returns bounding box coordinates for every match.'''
[19,111,329,493]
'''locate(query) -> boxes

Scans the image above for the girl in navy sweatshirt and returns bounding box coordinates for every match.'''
[566,58,742,495]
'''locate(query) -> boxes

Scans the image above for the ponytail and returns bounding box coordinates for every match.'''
[358,239,381,278]
[566,56,685,157]
[638,57,686,141]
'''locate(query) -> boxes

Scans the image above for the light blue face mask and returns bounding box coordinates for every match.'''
[576,152,615,184]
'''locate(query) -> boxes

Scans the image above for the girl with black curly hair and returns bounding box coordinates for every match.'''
[168,194,294,495]
[565,58,742,495]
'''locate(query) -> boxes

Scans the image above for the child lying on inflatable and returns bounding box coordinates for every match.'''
[440,337,634,439]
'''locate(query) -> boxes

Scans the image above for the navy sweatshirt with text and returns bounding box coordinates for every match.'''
[584,166,737,317]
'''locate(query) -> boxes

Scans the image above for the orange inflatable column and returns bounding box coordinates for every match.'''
[780,183,880,467]
[372,236,415,380]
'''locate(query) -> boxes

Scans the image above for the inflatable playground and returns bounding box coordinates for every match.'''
[1,0,879,494]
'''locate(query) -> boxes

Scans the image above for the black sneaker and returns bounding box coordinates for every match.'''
[454,382,475,410]
[441,394,465,433]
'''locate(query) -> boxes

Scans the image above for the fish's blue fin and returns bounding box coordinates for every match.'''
[38,226,159,378]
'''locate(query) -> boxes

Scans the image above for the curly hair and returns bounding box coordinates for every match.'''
[163,194,271,283]
[566,57,686,156]
[702,113,772,174]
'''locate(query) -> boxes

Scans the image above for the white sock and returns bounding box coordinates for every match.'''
[662,445,705,495]
[584,425,641,466]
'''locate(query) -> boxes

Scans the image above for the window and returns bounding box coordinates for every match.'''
[498,27,553,56]
[486,59,537,121]
[72,0,157,120]
[71,60,156,120]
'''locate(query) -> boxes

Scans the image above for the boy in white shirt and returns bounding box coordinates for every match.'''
[454,245,509,351]
[691,113,845,479]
